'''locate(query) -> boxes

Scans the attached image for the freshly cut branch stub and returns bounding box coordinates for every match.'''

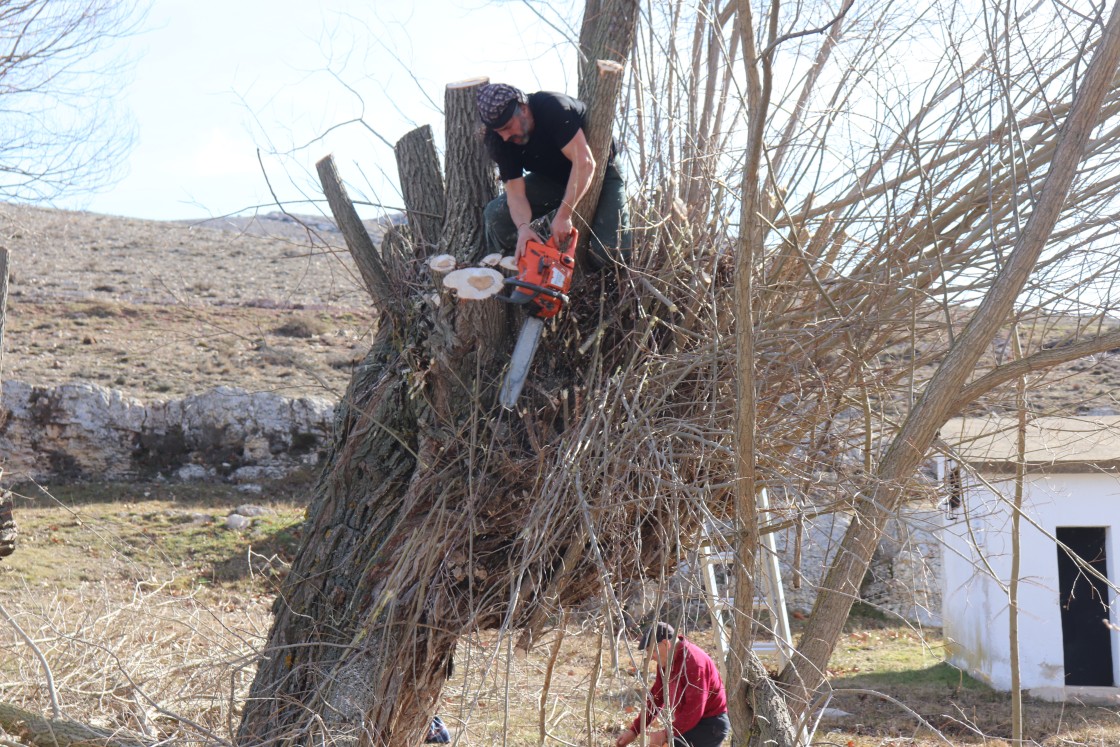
[428,254,458,291]
[428,254,457,274]
[443,268,504,300]
[480,253,503,267]
[447,77,489,89]
[499,256,519,272]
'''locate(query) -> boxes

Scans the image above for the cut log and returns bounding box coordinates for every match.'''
[480,252,503,267]
[442,268,504,300]
[575,0,639,268]
[428,254,457,277]
[447,77,488,89]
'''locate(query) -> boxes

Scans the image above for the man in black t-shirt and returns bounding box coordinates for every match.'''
[476,82,631,270]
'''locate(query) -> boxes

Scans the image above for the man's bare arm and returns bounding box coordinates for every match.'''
[504,177,539,259]
[552,128,596,244]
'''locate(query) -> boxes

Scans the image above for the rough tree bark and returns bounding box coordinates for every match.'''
[1,247,7,378]
[237,82,502,747]
[574,0,640,266]
[776,1,1120,718]
[238,6,641,743]
[393,125,445,259]
[439,82,499,264]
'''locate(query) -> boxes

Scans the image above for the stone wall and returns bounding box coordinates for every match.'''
[0,381,335,483]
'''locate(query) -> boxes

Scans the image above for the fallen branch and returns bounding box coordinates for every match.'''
[0,601,58,718]
[0,702,147,747]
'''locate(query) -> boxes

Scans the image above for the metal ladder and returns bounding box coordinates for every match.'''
[699,488,795,668]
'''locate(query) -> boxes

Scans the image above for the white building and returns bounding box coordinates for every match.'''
[940,415,1120,702]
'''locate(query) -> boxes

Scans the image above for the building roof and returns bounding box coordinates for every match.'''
[942,416,1120,472]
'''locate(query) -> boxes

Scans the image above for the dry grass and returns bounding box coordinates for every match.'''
[4,485,1119,747]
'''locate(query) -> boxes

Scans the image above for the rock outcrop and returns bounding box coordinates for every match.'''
[0,381,334,482]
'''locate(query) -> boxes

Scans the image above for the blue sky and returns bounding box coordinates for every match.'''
[58,0,579,221]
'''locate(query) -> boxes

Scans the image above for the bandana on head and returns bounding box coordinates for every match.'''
[477,83,525,128]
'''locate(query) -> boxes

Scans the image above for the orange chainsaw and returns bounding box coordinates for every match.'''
[498,229,578,408]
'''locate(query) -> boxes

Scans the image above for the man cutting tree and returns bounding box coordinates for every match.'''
[477,82,631,270]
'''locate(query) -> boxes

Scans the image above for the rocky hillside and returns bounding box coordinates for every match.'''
[1,202,1118,483]
[2,203,377,401]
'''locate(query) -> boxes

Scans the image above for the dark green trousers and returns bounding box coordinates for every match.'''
[482,163,632,270]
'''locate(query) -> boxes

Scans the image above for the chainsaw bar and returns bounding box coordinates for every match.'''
[499,315,545,409]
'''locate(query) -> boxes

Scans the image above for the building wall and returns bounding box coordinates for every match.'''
[652,506,944,632]
[941,469,1120,692]
[772,508,943,625]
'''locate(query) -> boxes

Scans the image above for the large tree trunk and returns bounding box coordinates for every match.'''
[776,1,1120,717]
[237,81,504,747]
[239,5,641,738]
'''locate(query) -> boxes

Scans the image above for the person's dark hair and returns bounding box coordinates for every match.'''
[639,622,676,650]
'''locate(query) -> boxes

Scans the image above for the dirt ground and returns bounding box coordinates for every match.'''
[4,204,1120,745]
[1,203,377,401]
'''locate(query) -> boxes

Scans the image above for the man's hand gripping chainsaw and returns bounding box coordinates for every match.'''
[498,229,578,409]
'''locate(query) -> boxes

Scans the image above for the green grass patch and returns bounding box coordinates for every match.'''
[0,480,308,592]
[831,661,990,692]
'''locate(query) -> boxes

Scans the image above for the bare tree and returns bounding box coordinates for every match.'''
[237,4,642,743]
[767,1,1120,721]
[610,0,1120,737]
[235,0,1120,743]
[0,0,142,201]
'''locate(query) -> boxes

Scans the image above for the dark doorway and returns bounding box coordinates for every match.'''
[1056,527,1114,686]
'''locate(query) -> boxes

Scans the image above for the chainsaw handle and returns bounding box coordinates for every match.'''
[548,227,579,253]
[502,278,569,302]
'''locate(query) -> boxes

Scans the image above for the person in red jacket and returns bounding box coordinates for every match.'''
[615,623,731,747]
